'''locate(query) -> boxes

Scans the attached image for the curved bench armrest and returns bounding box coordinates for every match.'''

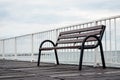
[39,40,56,49]
[81,35,101,48]
[79,35,105,70]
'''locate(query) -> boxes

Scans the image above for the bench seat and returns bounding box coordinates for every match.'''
[39,45,96,50]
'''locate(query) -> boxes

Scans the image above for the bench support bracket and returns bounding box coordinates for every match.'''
[79,35,106,70]
[37,40,59,66]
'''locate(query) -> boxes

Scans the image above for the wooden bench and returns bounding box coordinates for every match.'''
[37,25,106,70]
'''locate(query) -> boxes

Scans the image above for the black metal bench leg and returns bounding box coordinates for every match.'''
[99,43,106,69]
[54,49,59,65]
[37,50,41,66]
[79,48,84,70]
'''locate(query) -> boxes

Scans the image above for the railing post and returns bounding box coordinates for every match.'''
[15,37,17,60]
[2,40,5,59]
[31,34,34,62]
[94,21,100,67]
[54,29,58,43]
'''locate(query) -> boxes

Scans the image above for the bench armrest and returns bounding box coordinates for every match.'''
[39,40,56,49]
[81,35,102,48]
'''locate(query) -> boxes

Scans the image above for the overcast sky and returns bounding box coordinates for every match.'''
[0,0,120,39]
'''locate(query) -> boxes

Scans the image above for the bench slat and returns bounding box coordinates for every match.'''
[39,46,80,50]
[58,29,102,39]
[60,25,104,35]
[57,37,97,44]
[39,45,95,50]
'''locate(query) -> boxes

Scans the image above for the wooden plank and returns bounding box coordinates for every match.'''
[39,46,80,50]
[60,25,104,35]
[58,29,102,39]
[57,37,97,44]
[39,45,95,50]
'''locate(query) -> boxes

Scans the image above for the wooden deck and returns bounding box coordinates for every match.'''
[0,60,120,80]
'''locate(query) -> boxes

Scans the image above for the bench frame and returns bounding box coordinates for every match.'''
[37,25,106,70]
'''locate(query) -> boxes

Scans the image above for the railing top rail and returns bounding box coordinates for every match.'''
[0,15,120,41]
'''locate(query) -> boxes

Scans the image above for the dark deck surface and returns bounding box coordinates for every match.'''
[0,60,120,80]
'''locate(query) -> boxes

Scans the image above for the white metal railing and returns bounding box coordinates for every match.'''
[0,15,120,67]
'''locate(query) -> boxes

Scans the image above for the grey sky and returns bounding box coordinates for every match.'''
[0,0,120,39]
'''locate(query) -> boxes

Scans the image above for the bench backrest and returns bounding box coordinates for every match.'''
[56,25,105,46]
